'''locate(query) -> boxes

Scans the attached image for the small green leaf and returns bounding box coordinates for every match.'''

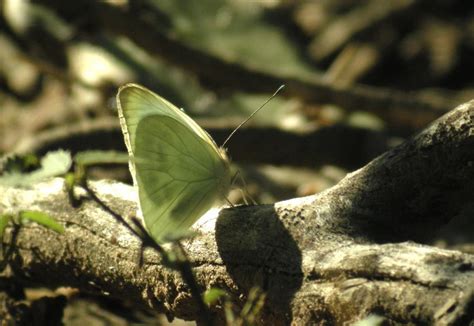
[1,154,39,174]
[0,150,72,187]
[203,288,229,306]
[20,211,64,234]
[64,172,83,208]
[64,172,76,190]
[0,214,13,243]
[40,150,72,174]
[74,150,130,166]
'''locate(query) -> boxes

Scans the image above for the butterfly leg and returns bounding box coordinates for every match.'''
[225,197,235,207]
[231,170,258,206]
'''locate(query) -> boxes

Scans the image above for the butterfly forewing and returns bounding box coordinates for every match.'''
[118,84,220,152]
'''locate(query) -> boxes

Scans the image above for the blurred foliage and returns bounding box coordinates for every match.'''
[0,150,71,187]
[149,0,319,77]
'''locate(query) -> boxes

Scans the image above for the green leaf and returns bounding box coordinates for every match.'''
[1,154,39,174]
[64,172,76,190]
[203,288,229,306]
[74,150,130,166]
[0,150,72,187]
[40,150,72,174]
[0,214,13,243]
[19,211,64,234]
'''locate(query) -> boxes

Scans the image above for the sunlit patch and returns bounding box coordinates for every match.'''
[68,43,129,86]
[192,207,222,233]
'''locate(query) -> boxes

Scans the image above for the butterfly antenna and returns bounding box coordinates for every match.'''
[221,85,285,148]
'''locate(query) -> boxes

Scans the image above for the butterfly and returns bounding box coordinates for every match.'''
[117,84,232,243]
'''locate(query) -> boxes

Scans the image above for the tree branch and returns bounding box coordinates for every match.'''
[1,100,473,324]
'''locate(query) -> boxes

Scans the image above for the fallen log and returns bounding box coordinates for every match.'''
[1,100,473,324]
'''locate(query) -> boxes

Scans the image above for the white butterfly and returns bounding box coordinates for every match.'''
[117,84,231,243]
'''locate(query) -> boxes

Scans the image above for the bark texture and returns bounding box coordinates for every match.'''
[1,101,474,325]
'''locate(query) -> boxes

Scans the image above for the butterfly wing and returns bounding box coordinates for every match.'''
[117,84,222,182]
[117,84,231,243]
